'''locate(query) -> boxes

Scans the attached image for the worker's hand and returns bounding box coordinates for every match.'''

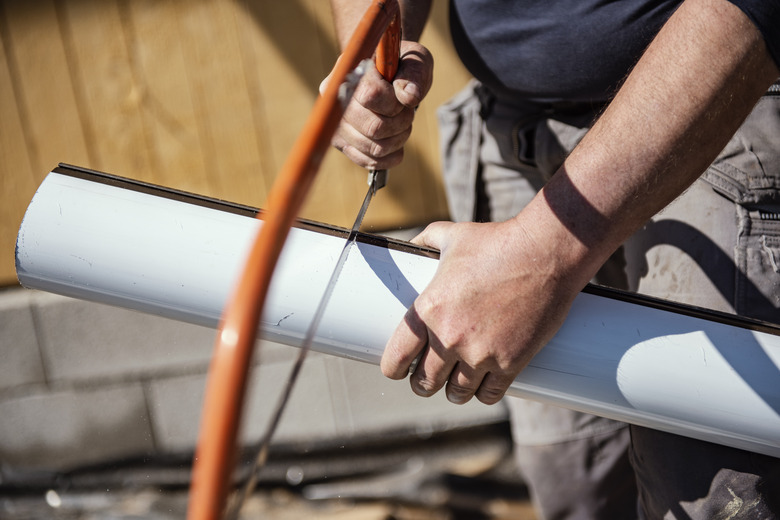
[321,41,433,170]
[380,216,586,405]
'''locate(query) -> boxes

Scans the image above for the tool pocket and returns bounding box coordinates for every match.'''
[437,80,484,222]
[736,211,780,323]
[705,92,780,323]
[704,94,780,206]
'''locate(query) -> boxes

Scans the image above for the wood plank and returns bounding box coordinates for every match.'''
[172,0,265,205]
[1,0,91,285]
[59,0,153,181]
[121,0,211,191]
[0,7,37,286]
[234,0,354,225]
[2,0,90,173]
[298,0,366,227]
[227,0,276,203]
[1,0,469,286]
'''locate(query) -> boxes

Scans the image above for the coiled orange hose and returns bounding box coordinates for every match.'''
[186,2,400,519]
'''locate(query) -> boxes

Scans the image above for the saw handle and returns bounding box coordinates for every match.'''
[369,13,400,190]
[375,13,400,82]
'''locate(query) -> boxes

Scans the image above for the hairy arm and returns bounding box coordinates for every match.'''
[541,0,779,281]
[381,0,780,404]
[329,0,432,46]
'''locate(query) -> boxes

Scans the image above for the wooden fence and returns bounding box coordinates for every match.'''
[0,0,471,286]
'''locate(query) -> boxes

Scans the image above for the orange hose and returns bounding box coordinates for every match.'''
[186,1,400,519]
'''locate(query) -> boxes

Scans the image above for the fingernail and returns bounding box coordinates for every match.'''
[408,353,423,375]
[448,394,469,405]
[412,381,435,398]
[403,82,421,101]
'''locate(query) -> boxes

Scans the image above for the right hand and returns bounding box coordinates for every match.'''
[380,215,588,405]
[321,41,434,170]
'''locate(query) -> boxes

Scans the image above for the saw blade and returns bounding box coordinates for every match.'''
[308,169,385,333]
[226,172,384,519]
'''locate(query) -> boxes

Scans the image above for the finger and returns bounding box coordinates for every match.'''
[336,112,413,159]
[319,53,352,97]
[342,101,415,141]
[445,363,485,405]
[353,65,406,117]
[319,74,330,96]
[392,43,434,108]
[332,137,405,171]
[475,371,514,405]
[410,221,454,250]
[409,337,455,398]
[381,303,427,380]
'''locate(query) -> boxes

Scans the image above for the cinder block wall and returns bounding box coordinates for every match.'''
[0,288,506,474]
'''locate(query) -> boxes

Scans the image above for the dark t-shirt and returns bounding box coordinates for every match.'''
[450,0,780,105]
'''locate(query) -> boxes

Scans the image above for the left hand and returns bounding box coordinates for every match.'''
[380,217,584,405]
[320,41,433,170]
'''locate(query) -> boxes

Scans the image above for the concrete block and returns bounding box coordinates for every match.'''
[30,292,209,381]
[147,353,506,455]
[147,354,337,453]
[325,357,507,437]
[0,290,45,390]
[243,354,338,444]
[32,292,215,381]
[30,291,302,382]
[0,384,154,471]
[145,373,205,453]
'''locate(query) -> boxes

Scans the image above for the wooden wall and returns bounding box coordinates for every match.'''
[0,0,472,286]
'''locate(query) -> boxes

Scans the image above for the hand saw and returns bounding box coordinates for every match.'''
[304,13,401,340]
[222,13,402,520]
[188,1,402,517]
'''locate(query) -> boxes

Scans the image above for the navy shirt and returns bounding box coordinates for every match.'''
[450,0,780,104]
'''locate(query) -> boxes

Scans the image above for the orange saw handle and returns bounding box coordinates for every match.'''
[376,12,400,81]
[370,12,400,190]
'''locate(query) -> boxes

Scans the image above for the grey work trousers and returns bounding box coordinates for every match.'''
[436,80,780,520]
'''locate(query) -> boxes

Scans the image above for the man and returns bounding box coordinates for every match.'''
[327,0,780,517]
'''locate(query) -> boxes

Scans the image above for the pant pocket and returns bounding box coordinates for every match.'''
[704,94,780,206]
[736,210,780,323]
[534,118,588,179]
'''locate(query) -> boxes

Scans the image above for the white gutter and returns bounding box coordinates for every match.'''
[15,165,780,457]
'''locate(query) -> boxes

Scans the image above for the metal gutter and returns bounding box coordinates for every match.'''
[16,165,780,457]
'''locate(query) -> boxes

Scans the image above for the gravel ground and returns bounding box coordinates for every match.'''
[1,485,536,520]
[1,423,537,519]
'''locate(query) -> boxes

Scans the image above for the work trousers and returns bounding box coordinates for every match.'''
[436,80,780,520]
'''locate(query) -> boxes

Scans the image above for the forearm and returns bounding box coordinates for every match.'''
[328,0,432,49]
[522,0,779,288]
[379,0,778,404]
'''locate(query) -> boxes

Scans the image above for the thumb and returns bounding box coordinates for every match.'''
[319,53,344,95]
[410,221,453,251]
[319,74,330,96]
[392,42,433,107]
